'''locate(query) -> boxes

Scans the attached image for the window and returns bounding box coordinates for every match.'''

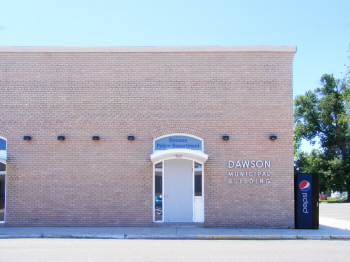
[0,137,6,222]
[194,162,202,196]
[154,162,163,221]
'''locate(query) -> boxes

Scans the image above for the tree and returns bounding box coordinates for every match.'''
[294,74,350,197]
[294,149,328,193]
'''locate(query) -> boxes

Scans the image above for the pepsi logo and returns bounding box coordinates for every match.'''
[299,180,311,191]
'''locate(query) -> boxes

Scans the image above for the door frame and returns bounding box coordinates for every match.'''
[153,157,205,223]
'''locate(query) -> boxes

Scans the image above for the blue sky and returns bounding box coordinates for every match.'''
[1,0,349,151]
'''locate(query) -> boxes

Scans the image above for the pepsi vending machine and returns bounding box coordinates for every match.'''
[295,173,319,229]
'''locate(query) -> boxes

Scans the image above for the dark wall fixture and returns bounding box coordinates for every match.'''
[57,136,65,141]
[127,136,135,141]
[269,135,277,140]
[222,135,230,141]
[92,136,100,141]
[23,136,32,141]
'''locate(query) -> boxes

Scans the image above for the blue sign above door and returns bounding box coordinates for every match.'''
[154,135,203,152]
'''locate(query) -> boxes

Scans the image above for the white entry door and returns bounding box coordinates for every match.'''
[164,159,193,222]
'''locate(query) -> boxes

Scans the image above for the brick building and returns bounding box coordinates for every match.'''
[0,46,296,227]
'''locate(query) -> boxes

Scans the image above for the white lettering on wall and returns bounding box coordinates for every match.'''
[242,160,250,168]
[228,160,270,168]
[256,160,263,168]
[228,161,235,168]
[228,178,271,184]
[227,160,272,185]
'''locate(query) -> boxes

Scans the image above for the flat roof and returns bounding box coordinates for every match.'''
[0,46,296,53]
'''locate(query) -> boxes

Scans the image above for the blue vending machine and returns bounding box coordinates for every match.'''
[295,173,319,229]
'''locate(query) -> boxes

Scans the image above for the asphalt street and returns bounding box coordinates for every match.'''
[1,239,349,262]
[320,202,350,222]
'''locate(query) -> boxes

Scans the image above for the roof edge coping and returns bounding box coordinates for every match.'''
[0,46,297,53]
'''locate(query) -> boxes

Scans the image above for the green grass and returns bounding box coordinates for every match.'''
[319,197,348,203]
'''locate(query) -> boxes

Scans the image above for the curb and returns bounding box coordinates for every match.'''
[198,235,297,240]
[1,234,350,240]
[197,235,350,240]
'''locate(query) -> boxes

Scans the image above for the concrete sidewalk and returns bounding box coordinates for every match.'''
[0,223,350,240]
[2,200,348,240]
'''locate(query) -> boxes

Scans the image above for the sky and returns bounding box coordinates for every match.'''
[1,0,349,152]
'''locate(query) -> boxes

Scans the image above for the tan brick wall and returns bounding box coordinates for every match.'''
[0,48,295,227]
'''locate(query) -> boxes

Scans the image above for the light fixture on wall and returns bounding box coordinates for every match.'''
[269,135,277,140]
[175,154,182,158]
[57,136,65,141]
[23,136,32,141]
[222,135,230,141]
[92,136,100,141]
[127,135,135,141]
